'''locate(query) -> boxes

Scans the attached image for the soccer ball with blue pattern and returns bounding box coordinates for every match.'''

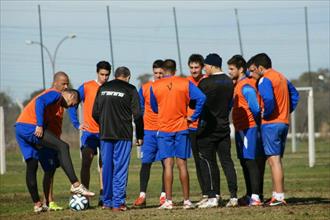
[69,194,89,211]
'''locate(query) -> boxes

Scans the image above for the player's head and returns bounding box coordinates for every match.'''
[188,54,204,80]
[115,66,131,82]
[204,53,222,75]
[152,59,164,80]
[249,53,272,80]
[162,59,176,76]
[52,71,69,91]
[227,55,246,80]
[96,61,111,85]
[61,89,80,108]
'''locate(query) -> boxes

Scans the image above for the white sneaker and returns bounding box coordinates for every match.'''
[70,184,95,197]
[34,204,48,213]
[183,200,195,209]
[226,198,238,207]
[158,200,173,210]
[198,198,218,208]
[196,195,208,207]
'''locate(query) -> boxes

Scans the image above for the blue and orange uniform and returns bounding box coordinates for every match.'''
[150,76,206,160]
[186,75,205,131]
[138,81,160,163]
[258,69,299,156]
[15,88,63,171]
[232,76,262,159]
[68,80,101,154]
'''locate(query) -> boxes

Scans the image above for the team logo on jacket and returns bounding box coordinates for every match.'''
[101,91,125,97]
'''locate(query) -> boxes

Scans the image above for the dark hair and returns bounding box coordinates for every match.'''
[96,61,111,72]
[188,54,204,66]
[115,66,131,78]
[64,88,80,102]
[252,53,272,69]
[227,55,247,73]
[162,59,176,73]
[246,56,255,68]
[153,59,164,69]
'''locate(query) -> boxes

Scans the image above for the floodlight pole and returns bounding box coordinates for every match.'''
[173,7,183,75]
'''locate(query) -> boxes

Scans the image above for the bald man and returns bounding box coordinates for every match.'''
[39,72,69,211]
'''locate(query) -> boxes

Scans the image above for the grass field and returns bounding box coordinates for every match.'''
[0,138,329,220]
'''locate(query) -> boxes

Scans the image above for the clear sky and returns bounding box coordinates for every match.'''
[1,0,329,102]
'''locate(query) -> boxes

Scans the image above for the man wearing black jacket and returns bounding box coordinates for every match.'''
[92,66,143,212]
[197,53,238,208]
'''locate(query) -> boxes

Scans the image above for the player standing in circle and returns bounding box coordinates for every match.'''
[186,54,208,206]
[228,55,263,206]
[248,53,299,206]
[133,60,166,208]
[150,59,206,209]
[40,71,70,211]
[68,61,111,206]
[197,53,238,208]
[92,67,144,212]
[15,87,95,212]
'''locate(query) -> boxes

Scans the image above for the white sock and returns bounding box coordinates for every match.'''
[139,192,146,198]
[272,191,276,198]
[160,192,166,197]
[274,192,285,201]
[251,194,260,201]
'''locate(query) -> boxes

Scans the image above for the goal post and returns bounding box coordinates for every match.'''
[0,106,6,174]
[290,87,315,168]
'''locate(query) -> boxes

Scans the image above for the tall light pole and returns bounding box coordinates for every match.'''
[25,34,76,87]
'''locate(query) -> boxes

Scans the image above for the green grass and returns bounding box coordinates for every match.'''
[0,138,329,220]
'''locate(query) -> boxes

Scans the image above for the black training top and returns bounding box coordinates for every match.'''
[197,73,234,136]
[92,79,144,141]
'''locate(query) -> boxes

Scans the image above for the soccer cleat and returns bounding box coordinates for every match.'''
[70,184,95,197]
[159,194,166,206]
[238,195,251,206]
[249,198,263,206]
[266,197,287,206]
[119,204,128,211]
[183,200,195,209]
[226,198,238,207]
[133,196,146,208]
[98,194,104,207]
[158,200,173,210]
[49,201,63,211]
[198,198,218,209]
[34,204,48,213]
[196,195,208,207]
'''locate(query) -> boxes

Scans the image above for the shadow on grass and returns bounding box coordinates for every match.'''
[286,197,330,205]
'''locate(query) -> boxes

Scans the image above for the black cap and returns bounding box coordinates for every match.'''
[204,53,222,68]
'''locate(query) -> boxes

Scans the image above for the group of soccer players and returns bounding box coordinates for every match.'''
[15,52,299,212]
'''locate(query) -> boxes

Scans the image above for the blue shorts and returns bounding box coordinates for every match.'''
[39,148,60,172]
[141,130,160,163]
[15,123,40,161]
[235,126,264,159]
[261,123,289,157]
[157,130,191,160]
[81,131,100,154]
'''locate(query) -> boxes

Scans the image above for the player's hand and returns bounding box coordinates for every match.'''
[136,139,143,146]
[34,126,43,138]
[79,123,89,131]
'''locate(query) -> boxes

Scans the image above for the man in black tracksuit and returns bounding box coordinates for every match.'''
[197,53,238,208]
[92,66,143,212]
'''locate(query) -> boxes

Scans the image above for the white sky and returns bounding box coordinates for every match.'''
[1,0,329,101]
